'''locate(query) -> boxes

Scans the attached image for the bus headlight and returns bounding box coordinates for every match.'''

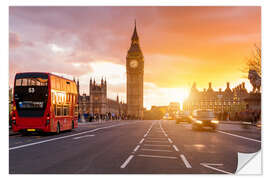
[211,120,219,124]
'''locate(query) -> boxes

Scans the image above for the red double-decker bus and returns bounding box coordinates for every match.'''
[11,72,79,134]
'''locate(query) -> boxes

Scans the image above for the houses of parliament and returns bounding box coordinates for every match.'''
[76,22,144,119]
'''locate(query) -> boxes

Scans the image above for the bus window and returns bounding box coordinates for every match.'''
[15,79,22,86]
[56,105,62,116]
[61,80,66,92]
[63,105,69,116]
[66,83,70,93]
[56,78,60,90]
[54,104,57,116]
[21,78,28,86]
[29,78,36,86]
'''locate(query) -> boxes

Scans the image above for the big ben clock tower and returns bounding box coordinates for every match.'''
[126,21,144,119]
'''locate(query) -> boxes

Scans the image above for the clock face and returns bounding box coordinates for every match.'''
[129,60,138,68]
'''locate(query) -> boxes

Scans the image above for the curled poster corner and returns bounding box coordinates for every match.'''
[236,151,262,175]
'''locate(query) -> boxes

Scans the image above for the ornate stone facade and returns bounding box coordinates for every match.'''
[77,79,127,117]
[183,82,249,113]
[126,21,144,119]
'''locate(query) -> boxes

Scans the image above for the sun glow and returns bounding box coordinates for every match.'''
[160,88,189,110]
[144,86,189,110]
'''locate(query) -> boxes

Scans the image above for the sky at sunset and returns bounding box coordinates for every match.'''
[9,6,261,109]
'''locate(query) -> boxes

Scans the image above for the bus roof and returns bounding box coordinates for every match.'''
[15,72,76,82]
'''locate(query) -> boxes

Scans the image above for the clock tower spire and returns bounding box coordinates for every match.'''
[126,21,144,120]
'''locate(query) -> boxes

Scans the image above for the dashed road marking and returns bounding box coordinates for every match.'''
[120,155,134,168]
[168,138,173,143]
[143,144,170,147]
[139,138,145,144]
[133,145,140,152]
[73,134,95,140]
[200,163,232,174]
[138,154,178,159]
[146,137,167,140]
[140,148,173,152]
[180,154,192,168]
[173,145,179,152]
[145,140,169,143]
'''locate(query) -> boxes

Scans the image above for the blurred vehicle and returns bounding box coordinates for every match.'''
[162,113,172,120]
[175,111,184,124]
[176,111,191,124]
[191,109,218,131]
[183,111,192,123]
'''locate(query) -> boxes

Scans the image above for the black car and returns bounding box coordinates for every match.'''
[191,109,219,130]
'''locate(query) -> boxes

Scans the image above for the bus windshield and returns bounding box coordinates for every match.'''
[15,77,48,87]
[14,73,49,117]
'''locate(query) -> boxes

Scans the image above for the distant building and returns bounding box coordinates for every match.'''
[151,106,168,114]
[77,78,127,117]
[143,105,168,120]
[183,82,248,113]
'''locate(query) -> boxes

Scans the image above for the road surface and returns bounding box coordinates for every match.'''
[9,120,261,174]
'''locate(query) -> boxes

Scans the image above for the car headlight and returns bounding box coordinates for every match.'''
[211,120,219,124]
[195,120,202,124]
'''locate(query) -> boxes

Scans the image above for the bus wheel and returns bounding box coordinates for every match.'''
[56,123,60,134]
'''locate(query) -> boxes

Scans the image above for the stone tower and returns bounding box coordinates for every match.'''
[126,21,144,119]
[89,78,107,114]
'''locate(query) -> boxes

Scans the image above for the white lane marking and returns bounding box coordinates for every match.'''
[168,138,173,143]
[140,148,173,152]
[217,130,261,143]
[146,137,167,140]
[9,122,138,151]
[143,144,170,147]
[73,134,95,140]
[146,137,166,139]
[138,154,177,159]
[200,163,232,174]
[180,154,192,168]
[143,121,155,138]
[133,145,140,152]
[145,140,169,143]
[173,145,179,152]
[139,138,145,144]
[120,155,134,168]
[164,134,168,137]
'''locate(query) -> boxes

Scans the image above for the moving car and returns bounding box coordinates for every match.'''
[191,109,219,131]
[162,113,172,120]
[176,111,191,124]
[175,111,184,124]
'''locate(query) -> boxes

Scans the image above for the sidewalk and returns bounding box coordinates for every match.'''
[78,119,120,125]
[219,121,243,125]
[219,120,261,128]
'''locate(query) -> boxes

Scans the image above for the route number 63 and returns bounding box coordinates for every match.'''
[28,87,35,93]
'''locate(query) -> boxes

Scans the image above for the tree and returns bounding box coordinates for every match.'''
[242,44,261,77]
